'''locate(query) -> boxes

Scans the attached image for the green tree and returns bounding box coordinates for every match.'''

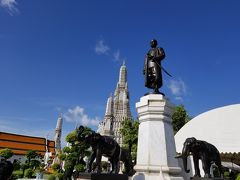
[60,127,91,178]
[172,105,190,134]
[21,150,43,177]
[25,150,40,164]
[120,119,139,163]
[52,163,61,173]
[65,131,78,144]
[24,168,34,178]
[0,148,14,160]
[13,159,21,170]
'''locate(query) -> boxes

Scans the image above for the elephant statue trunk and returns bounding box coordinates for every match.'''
[182,145,190,173]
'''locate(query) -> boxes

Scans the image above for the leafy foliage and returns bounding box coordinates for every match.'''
[101,161,109,172]
[236,173,240,180]
[0,148,14,160]
[12,170,23,179]
[172,105,190,134]
[52,163,61,173]
[62,147,71,154]
[25,150,42,170]
[55,172,64,180]
[65,130,78,144]
[13,159,21,170]
[29,159,41,169]
[120,118,139,162]
[24,168,34,178]
[47,174,56,180]
[60,126,91,177]
[74,164,85,172]
[17,150,43,177]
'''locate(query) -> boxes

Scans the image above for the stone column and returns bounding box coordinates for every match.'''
[132,94,183,180]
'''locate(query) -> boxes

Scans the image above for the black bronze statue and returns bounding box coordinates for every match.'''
[177,137,222,178]
[143,39,170,95]
[77,126,133,175]
[0,159,13,180]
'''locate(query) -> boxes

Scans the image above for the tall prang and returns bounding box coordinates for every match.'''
[54,115,63,154]
[97,62,132,146]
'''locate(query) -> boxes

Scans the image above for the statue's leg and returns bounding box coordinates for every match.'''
[87,152,96,173]
[110,154,120,174]
[114,160,120,174]
[95,149,102,173]
[109,159,114,174]
[154,88,160,93]
[216,159,223,177]
[124,160,130,175]
[202,157,211,178]
[193,156,201,177]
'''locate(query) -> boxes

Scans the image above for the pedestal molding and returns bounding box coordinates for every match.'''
[134,165,182,174]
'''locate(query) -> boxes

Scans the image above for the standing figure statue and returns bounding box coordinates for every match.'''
[143,39,167,94]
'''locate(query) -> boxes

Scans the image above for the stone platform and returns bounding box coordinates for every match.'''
[77,173,128,180]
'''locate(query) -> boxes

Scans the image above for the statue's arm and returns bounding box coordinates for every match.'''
[158,48,166,60]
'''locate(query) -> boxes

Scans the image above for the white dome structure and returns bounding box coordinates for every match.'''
[175,104,240,153]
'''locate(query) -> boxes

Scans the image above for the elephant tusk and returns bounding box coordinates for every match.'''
[175,154,182,158]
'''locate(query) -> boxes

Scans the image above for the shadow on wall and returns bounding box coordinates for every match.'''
[132,173,145,180]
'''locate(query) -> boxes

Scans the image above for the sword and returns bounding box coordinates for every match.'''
[155,61,172,77]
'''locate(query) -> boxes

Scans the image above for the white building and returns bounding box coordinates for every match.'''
[175,104,240,177]
[97,62,132,145]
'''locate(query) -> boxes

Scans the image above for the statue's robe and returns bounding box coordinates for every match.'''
[144,47,165,90]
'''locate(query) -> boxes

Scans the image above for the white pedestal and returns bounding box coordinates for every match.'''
[133,94,183,180]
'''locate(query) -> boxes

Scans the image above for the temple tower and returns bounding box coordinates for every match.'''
[98,94,114,136]
[97,62,132,145]
[54,115,63,153]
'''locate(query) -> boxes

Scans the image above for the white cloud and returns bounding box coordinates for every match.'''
[113,49,126,62]
[175,96,183,102]
[0,0,18,15]
[95,39,127,63]
[95,40,110,55]
[167,78,187,101]
[113,50,120,62]
[63,106,100,127]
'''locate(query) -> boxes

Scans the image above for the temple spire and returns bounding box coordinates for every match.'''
[119,62,127,86]
[54,115,63,153]
[105,94,113,116]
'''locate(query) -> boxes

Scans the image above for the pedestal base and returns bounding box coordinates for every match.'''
[134,94,184,180]
[133,165,183,180]
[77,173,128,180]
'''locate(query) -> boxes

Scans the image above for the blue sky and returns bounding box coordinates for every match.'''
[0,0,240,143]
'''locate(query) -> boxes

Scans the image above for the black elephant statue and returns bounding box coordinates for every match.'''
[0,160,14,180]
[177,137,222,178]
[77,126,133,175]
